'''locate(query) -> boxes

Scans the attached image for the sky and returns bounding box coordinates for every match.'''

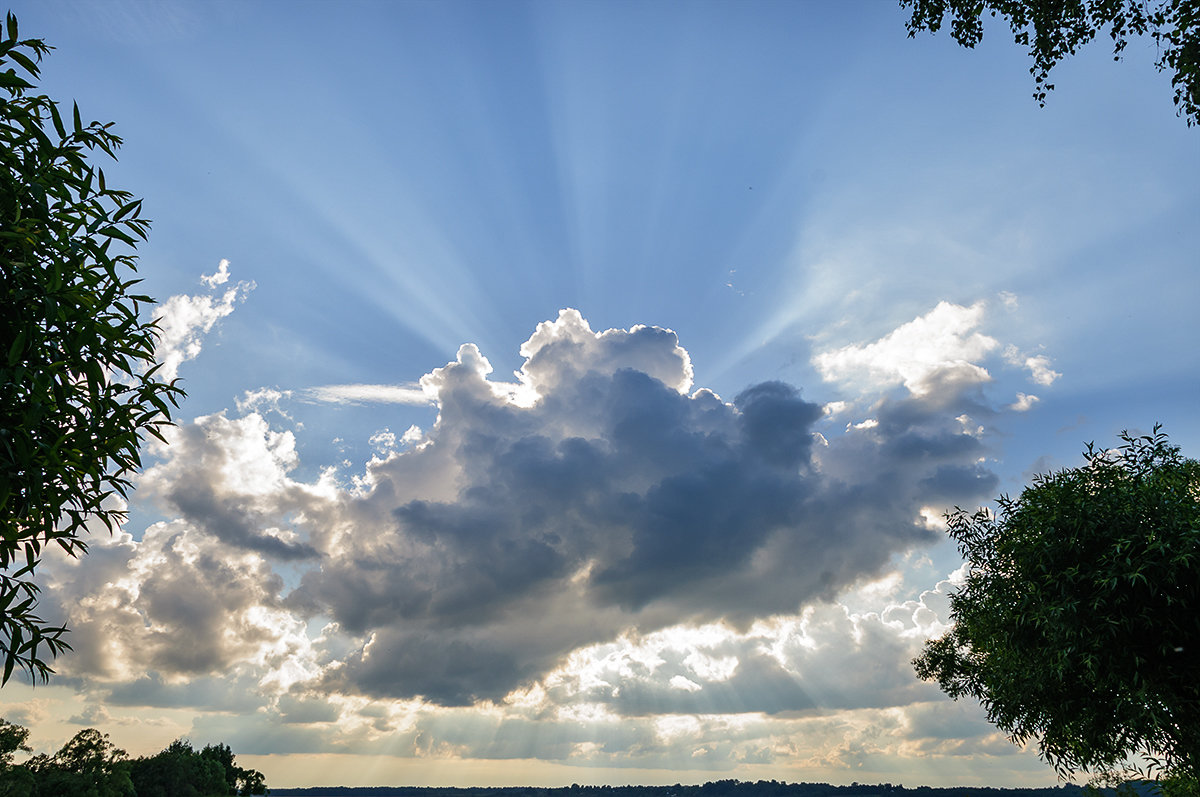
[4,0,1199,790]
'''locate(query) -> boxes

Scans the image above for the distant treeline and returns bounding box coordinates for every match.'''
[267,779,1114,797]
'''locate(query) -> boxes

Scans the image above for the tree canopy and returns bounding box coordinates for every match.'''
[900,0,1200,126]
[0,13,181,682]
[0,719,267,797]
[23,727,135,797]
[914,426,1200,786]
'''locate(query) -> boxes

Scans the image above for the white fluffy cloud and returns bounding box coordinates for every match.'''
[200,258,231,288]
[1003,345,1061,387]
[1009,393,1040,412]
[153,261,254,382]
[813,301,998,397]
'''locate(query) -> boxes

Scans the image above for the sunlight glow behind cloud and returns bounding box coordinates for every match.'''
[812,301,998,397]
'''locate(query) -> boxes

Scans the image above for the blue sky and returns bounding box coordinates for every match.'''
[5,0,1199,790]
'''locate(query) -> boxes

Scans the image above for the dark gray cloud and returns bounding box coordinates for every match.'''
[104,672,269,712]
[275,694,341,724]
[141,418,320,560]
[325,627,543,707]
[290,311,999,705]
[42,309,1013,717]
[168,480,319,560]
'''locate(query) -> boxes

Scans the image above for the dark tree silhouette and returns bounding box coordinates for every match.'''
[915,427,1200,789]
[26,727,135,797]
[901,0,1200,126]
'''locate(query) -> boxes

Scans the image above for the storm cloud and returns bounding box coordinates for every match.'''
[45,307,1013,715]
[291,309,998,704]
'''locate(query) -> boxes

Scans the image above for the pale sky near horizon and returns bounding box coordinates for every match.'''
[4,0,1199,790]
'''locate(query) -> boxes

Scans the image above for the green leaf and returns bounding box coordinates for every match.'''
[0,69,34,90]
[6,328,26,365]
[2,649,16,685]
[48,100,64,138]
[6,47,36,77]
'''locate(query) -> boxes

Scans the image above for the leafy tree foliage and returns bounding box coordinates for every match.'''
[236,768,268,796]
[26,727,135,797]
[0,717,267,796]
[0,719,29,768]
[900,0,1200,126]
[199,742,268,796]
[130,739,227,797]
[0,766,33,797]
[914,427,1200,785]
[0,719,33,797]
[129,737,267,797]
[0,13,181,683]
[200,743,239,796]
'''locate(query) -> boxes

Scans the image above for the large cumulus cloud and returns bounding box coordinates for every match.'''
[45,306,1016,715]
[288,308,998,705]
[14,298,1066,781]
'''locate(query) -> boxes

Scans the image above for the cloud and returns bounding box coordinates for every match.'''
[813,301,998,397]
[1024,355,1060,386]
[302,383,433,406]
[44,307,1024,742]
[137,411,323,560]
[170,567,980,770]
[539,602,947,719]
[40,522,310,688]
[1002,345,1061,387]
[67,705,112,726]
[236,387,293,416]
[1009,392,1039,412]
[288,309,1000,705]
[514,309,696,396]
[3,700,50,730]
[201,258,231,288]
[154,261,254,382]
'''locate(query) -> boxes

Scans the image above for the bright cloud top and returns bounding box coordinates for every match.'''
[813,301,999,397]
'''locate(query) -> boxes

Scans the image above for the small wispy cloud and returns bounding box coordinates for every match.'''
[201,258,232,288]
[302,384,433,406]
[236,387,293,416]
[1003,345,1061,386]
[1025,355,1061,386]
[1009,392,1040,412]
